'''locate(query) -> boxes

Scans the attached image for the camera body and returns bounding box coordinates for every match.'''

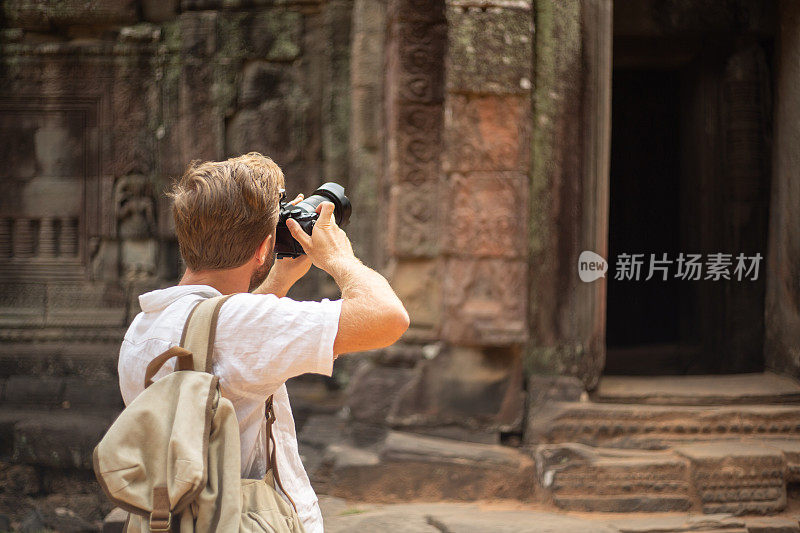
[275,182,351,258]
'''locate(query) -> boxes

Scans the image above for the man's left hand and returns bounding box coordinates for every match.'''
[253,193,312,297]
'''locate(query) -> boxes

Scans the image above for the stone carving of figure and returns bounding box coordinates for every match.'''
[115,174,157,280]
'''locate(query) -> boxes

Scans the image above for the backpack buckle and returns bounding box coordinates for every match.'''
[149,511,171,531]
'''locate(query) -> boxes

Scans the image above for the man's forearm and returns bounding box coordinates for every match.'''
[327,257,409,355]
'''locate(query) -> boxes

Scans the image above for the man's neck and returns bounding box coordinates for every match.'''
[179,266,251,295]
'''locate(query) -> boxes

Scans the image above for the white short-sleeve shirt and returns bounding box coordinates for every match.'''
[118,284,342,533]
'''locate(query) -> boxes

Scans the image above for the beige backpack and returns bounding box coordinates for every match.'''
[93,295,305,532]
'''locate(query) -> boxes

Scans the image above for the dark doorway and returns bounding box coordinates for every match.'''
[605,68,690,373]
[605,2,774,375]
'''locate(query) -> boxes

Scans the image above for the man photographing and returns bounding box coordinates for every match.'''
[117,152,410,532]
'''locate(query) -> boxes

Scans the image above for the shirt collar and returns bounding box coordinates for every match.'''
[138,285,222,313]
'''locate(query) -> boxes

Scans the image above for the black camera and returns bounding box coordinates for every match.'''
[275,182,352,258]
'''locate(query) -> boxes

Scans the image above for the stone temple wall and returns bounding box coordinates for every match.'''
[0,0,358,382]
[344,0,534,445]
[0,0,540,447]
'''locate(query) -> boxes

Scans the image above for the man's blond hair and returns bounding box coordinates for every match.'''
[169,152,285,271]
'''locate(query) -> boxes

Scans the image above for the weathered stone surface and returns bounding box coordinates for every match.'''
[46,283,127,327]
[444,94,531,173]
[217,10,302,61]
[608,513,746,532]
[4,0,139,30]
[326,507,440,533]
[322,431,535,502]
[757,439,800,483]
[388,346,524,432]
[0,462,40,495]
[3,376,64,407]
[676,442,787,515]
[535,443,692,513]
[297,413,347,476]
[345,362,416,425]
[745,517,800,533]
[349,0,387,267]
[426,508,619,533]
[442,258,527,345]
[445,172,528,258]
[446,5,532,94]
[526,375,585,445]
[527,0,612,389]
[528,375,585,405]
[389,259,441,334]
[388,182,440,258]
[765,0,800,380]
[527,402,800,449]
[391,103,444,185]
[12,412,113,469]
[324,503,618,533]
[596,373,800,406]
[62,378,124,409]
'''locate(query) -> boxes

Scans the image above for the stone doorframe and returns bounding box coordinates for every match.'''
[527,0,612,390]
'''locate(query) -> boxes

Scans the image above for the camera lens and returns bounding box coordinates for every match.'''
[296,182,352,226]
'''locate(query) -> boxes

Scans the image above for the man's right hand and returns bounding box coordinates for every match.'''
[285,200,408,356]
[286,201,357,275]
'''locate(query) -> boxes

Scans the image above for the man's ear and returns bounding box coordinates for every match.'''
[256,234,273,264]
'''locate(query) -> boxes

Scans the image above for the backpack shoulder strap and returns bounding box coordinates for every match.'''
[180,294,236,374]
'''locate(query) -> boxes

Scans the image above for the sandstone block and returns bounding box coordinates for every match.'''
[0,462,40,495]
[446,6,532,94]
[387,182,440,258]
[388,345,524,433]
[442,258,527,345]
[323,431,534,502]
[12,412,112,469]
[527,402,800,449]
[676,442,787,515]
[389,259,441,332]
[535,443,692,513]
[445,172,528,258]
[444,94,531,173]
[217,10,302,61]
[4,0,138,30]
[62,378,123,409]
[345,362,416,425]
[4,376,64,407]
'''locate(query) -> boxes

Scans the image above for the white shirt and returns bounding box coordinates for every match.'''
[118,285,341,533]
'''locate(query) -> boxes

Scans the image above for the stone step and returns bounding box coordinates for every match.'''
[595,373,800,406]
[0,408,118,469]
[317,430,536,502]
[527,401,800,449]
[534,441,796,516]
[0,375,124,411]
[534,443,693,512]
[675,442,786,515]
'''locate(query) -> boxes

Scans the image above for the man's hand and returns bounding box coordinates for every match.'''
[253,194,312,298]
[286,201,357,275]
[288,200,409,356]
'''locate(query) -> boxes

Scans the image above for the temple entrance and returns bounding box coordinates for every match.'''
[604,2,774,375]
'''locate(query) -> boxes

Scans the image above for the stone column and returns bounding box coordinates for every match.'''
[349,0,387,267]
[60,218,79,257]
[368,0,533,440]
[384,0,446,340]
[0,218,12,258]
[527,0,612,390]
[38,218,57,258]
[12,218,36,258]
[765,0,800,378]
